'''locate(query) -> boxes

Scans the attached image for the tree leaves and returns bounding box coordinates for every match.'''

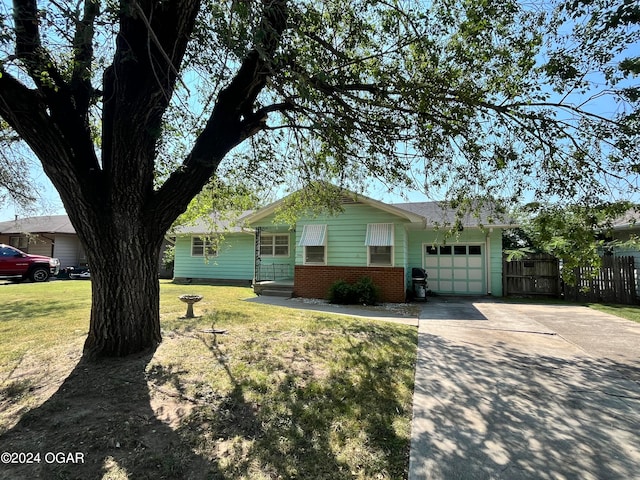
[0,0,638,228]
[512,201,640,283]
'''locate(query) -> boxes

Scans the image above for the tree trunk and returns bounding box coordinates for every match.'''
[82,222,163,359]
[0,0,288,360]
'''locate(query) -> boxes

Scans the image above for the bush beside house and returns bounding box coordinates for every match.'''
[328,277,380,305]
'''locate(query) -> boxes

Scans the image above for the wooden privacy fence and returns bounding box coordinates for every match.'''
[503,254,561,297]
[504,254,639,304]
[564,255,638,304]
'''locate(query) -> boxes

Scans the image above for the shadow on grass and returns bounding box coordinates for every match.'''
[162,309,252,332]
[411,334,640,479]
[0,300,81,322]
[0,350,215,480]
[0,319,417,479]
[173,320,417,479]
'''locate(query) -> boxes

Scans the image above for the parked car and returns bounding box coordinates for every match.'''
[0,244,60,282]
[67,266,90,280]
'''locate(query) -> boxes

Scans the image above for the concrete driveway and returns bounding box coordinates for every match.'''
[409,298,640,480]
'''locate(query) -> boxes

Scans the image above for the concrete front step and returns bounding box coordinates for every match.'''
[260,289,294,298]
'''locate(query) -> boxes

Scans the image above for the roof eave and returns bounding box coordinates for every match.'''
[245,188,426,225]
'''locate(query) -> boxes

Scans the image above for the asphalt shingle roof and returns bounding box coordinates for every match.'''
[392,202,515,227]
[0,215,76,234]
[0,201,515,236]
[172,210,255,234]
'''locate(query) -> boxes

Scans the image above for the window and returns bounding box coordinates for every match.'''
[454,245,467,255]
[305,245,326,264]
[260,234,289,257]
[191,236,217,257]
[9,236,28,250]
[365,223,394,266]
[0,246,22,257]
[274,235,289,256]
[299,224,327,265]
[469,245,482,255]
[369,245,392,266]
[426,244,482,256]
[260,235,273,256]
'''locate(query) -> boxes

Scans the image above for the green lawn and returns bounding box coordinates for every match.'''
[0,280,417,480]
[587,303,640,323]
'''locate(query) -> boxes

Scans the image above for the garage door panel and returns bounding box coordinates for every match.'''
[439,257,453,267]
[424,243,485,295]
[453,268,469,278]
[425,269,437,280]
[468,257,482,268]
[454,257,467,268]
[454,281,468,291]
[440,269,453,280]
[468,270,483,280]
[425,257,438,268]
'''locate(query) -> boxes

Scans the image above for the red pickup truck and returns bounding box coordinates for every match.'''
[0,244,60,282]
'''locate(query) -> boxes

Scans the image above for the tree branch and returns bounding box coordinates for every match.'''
[0,69,102,205]
[488,100,623,126]
[152,0,288,231]
[13,0,68,93]
[101,0,201,217]
[70,0,100,114]
[131,1,191,95]
[11,0,100,182]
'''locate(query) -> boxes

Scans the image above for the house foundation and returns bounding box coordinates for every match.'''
[294,265,406,303]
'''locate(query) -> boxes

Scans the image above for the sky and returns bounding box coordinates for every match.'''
[0,161,434,222]
[0,163,66,222]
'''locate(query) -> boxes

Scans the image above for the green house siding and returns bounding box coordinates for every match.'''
[406,228,503,295]
[487,229,503,296]
[173,200,507,297]
[173,233,254,281]
[294,203,410,268]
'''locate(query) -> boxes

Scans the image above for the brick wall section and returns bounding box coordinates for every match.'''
[294,266,406,303]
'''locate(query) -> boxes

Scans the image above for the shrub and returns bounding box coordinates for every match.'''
[353,276,380,305]
[328,279,353,304]
[328,277,380,305]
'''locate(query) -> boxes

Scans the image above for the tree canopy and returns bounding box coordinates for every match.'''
[0,0,637,357]
[505,201,639,283]
[1,0,637,213]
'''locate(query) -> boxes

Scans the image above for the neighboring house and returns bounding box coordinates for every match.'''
[0,215,85,269]
[173,188,514,302]
[608,210,640,294]
[610,210,640,257]
[0,215,173,277]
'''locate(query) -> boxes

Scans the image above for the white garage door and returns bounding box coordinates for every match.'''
[423,244,486,294]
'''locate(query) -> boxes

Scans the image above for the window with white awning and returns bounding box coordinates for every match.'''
[299,224,328,264]
[365,223,394,246]
[365,224,394,266]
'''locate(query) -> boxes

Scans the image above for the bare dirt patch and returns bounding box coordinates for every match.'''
[1,346,212,480]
